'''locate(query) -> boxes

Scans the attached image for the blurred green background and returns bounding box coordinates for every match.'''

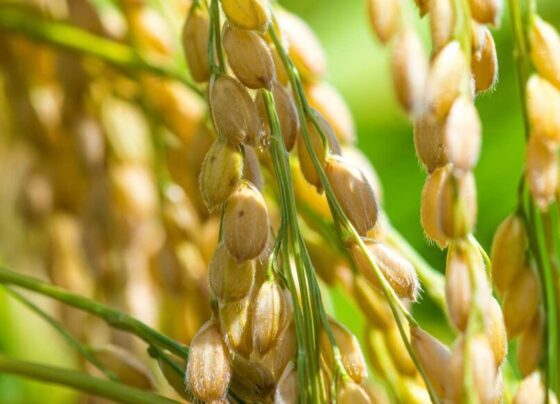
[1,0,560,402]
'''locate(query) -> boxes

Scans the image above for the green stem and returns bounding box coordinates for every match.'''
[0,6,202,96]
[4,287,120,383]
[0,355,178,404]
[0,267,188,359]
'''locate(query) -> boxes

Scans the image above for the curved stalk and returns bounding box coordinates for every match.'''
[0,267,189,359]
[0,6,202,96]
[0,355,178,404]
[4,287,120,383]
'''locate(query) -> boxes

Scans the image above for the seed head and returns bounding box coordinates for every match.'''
[297,111,339,190]
[325,155,379,236]
[426,41,468,120]
[469,0,503,26]
[223,181,270,261]
[199,138,244,212]
[411,327,451,398]
[252,280,286,355]
[445,242,491,331]
[439,170,478,239]
[243,145,264,191]
[261,321,296,380]
[219,297,253,355]
[221,0,271,31]
[421,164,452,247]
[531,17,560,89]
[526,75,560,144]
[517,308,544,377]
[443,96,481,171]
[384,323,416,376]
[186,320,231,402]
[366,0,400,44]
[353,275,392,330]
[490,213,526,294]
[503,263,540,338]
[209,242,255,302]
[391,28,428,117]
[209,74,262,146]
[472,24,498,93]
[229,354,275,401]
[429,0,455,53]
[351,239,419,300]
[485,297,508,366]
[182,4,211,82]
[256,84,299,151]
[526,133,559,209]
[450,334,497,404]
[413,113,447,173]
[321,318,368,383]
[222,23,275,89]
[273,362,298,403]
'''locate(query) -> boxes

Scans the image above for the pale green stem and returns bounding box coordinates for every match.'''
[0,355,178,404]
[0,267,189,359]
[4,287,120,383]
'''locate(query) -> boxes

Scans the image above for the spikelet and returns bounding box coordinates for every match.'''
[342,146,384,205]
[413,113,447,173]
[411,327,451,398]
[485,297,508,366]
[182,4,211,82]
[531,17,560,89]
[274,362,298,403]
[472,24,498,92]
[351,239,419,300]
[450,334,497,404]
[445,242,491,331]
[297,112,337,190]
[469,0,503,25]
[199,138,244,211]
[261,321,296,380]
[243,145,264,190]
[223,181,270,261]
[337,380,372,404]
[277,10,326,82]
[426,41,468,120]
[526,75,560,144]
[229,354,275,401]
[391,28,428,117]
[490,213,526,294]
[186,320,231,402]
[220,296,253,355]
[421,163,452,247]
[321,318,368,383]
[429,0,455,53]
[513,372,559,404]
[252,280,286,355]
[439,170,478,239]
[366,0,399,44]
[221,0,271,31]
[209,242,255,302]
[269,43,290,86]
[222,23,275,89]
[526,134,559,209]
[503,263,540,338]
[209,75,262,146]
[443,96,481,171]
[517,308,544,377]
[306,82,356,144]
[256,84,299,150]
[353,275,393,330]
[384,323,416,376]
[325,156,379,236]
